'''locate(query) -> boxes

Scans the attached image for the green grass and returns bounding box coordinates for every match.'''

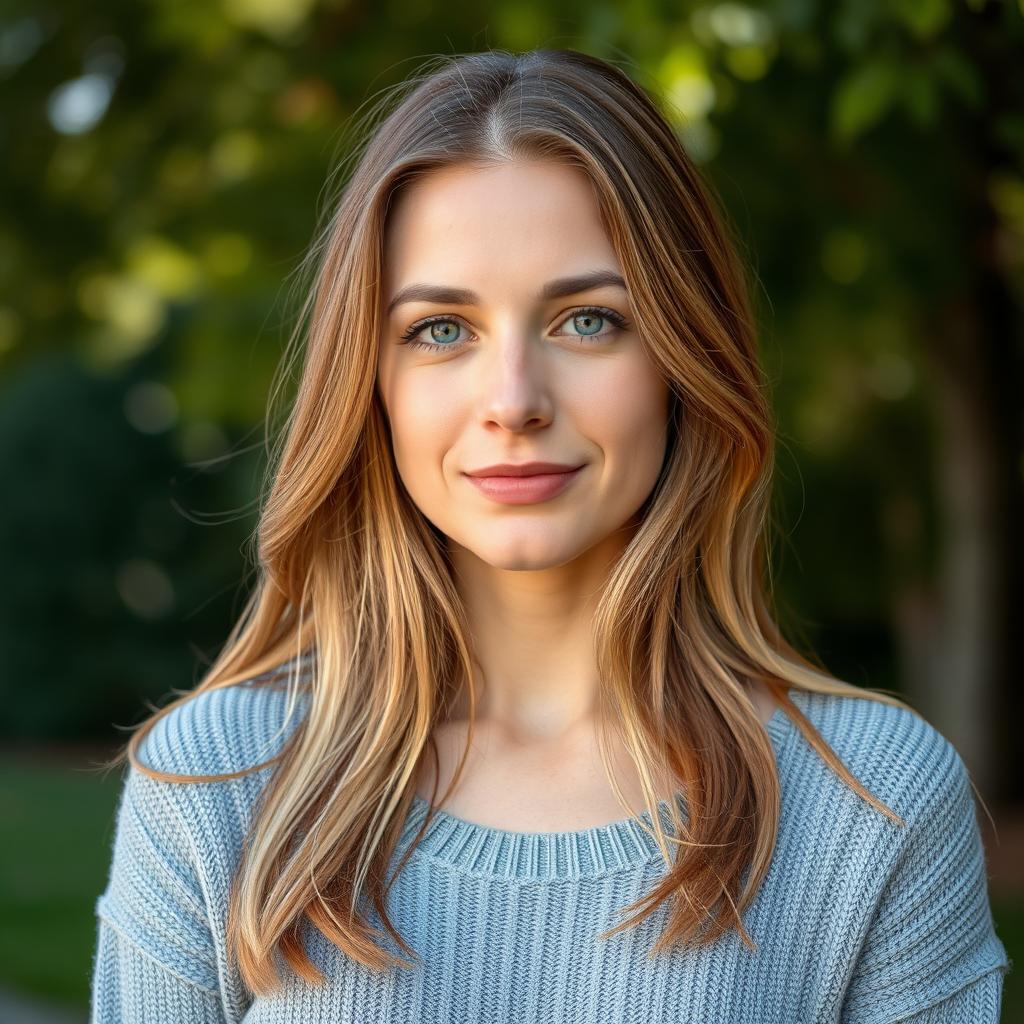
[0,756,1022,1018]
[0,756,123,1008]
[997,898,1024,1023]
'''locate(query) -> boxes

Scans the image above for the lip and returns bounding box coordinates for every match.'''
[463,465,586,505]
[465,461,584,478]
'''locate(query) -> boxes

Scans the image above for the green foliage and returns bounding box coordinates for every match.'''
[831,57,903,142]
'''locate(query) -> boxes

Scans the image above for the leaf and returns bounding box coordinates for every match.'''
[901,66,940,127]
[831,60,900,143]
[892,0,952,39]
[930,47,985,109]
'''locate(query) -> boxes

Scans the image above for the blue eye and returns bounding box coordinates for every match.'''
[397,305,630,352]
[399,318,467,350]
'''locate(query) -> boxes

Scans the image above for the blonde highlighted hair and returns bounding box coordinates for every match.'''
[104,48,920,994]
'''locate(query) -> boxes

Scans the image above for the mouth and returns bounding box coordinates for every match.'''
[463,465,586,505]
[464,462,586,478]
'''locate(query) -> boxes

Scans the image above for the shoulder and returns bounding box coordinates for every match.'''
[136,661,312,779]
[793,689,1013,1019]
[782,686,969,830]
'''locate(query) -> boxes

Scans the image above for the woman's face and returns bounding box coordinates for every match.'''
[375,159,670,570]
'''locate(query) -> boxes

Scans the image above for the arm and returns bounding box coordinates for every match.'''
[92,920,227,1022]
[839,745,1011,1023]
[889,970,1003,1024]
[90,763,229,1023]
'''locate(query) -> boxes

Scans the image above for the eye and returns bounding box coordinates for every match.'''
[553,306,629,340]
[398,316,471,351]
[398,305,630,353]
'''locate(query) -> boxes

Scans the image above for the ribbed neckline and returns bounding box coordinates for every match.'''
[398,691,798,881]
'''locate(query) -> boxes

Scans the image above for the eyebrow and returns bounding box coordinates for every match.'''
[385,269,627,316]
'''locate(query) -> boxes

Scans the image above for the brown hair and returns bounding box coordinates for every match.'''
[104,48,917,994]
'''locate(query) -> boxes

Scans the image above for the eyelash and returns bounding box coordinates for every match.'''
[397,305,630,352]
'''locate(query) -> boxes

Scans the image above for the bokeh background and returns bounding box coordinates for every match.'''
[2,1,1022,1020]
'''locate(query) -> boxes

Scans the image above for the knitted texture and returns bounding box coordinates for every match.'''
[90,682,1011,1023]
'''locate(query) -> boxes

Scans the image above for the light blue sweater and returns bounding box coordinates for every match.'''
[90,681,1010,1023]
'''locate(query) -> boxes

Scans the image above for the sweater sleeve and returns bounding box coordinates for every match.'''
[839,743,1010,1024]
[90,763,228,1023]
[890,969,1003,1023]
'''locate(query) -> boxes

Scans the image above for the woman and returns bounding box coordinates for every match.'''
[90,49,1009,1022]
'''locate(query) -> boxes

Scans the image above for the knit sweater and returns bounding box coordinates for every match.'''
[90,681,1011,1023]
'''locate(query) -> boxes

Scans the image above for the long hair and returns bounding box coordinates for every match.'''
[104,48,918,994]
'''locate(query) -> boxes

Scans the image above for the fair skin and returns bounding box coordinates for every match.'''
[375,158,777,831]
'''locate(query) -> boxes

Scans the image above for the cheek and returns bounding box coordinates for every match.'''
[576,361,669,451]
[573,361,669,513]
[386,373,462,470]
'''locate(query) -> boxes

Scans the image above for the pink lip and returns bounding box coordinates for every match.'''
[464,466,586,504]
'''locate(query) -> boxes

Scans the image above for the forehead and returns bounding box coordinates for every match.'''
[382,160,618,289]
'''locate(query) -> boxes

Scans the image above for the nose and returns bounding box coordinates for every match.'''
[473,333,555,432]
